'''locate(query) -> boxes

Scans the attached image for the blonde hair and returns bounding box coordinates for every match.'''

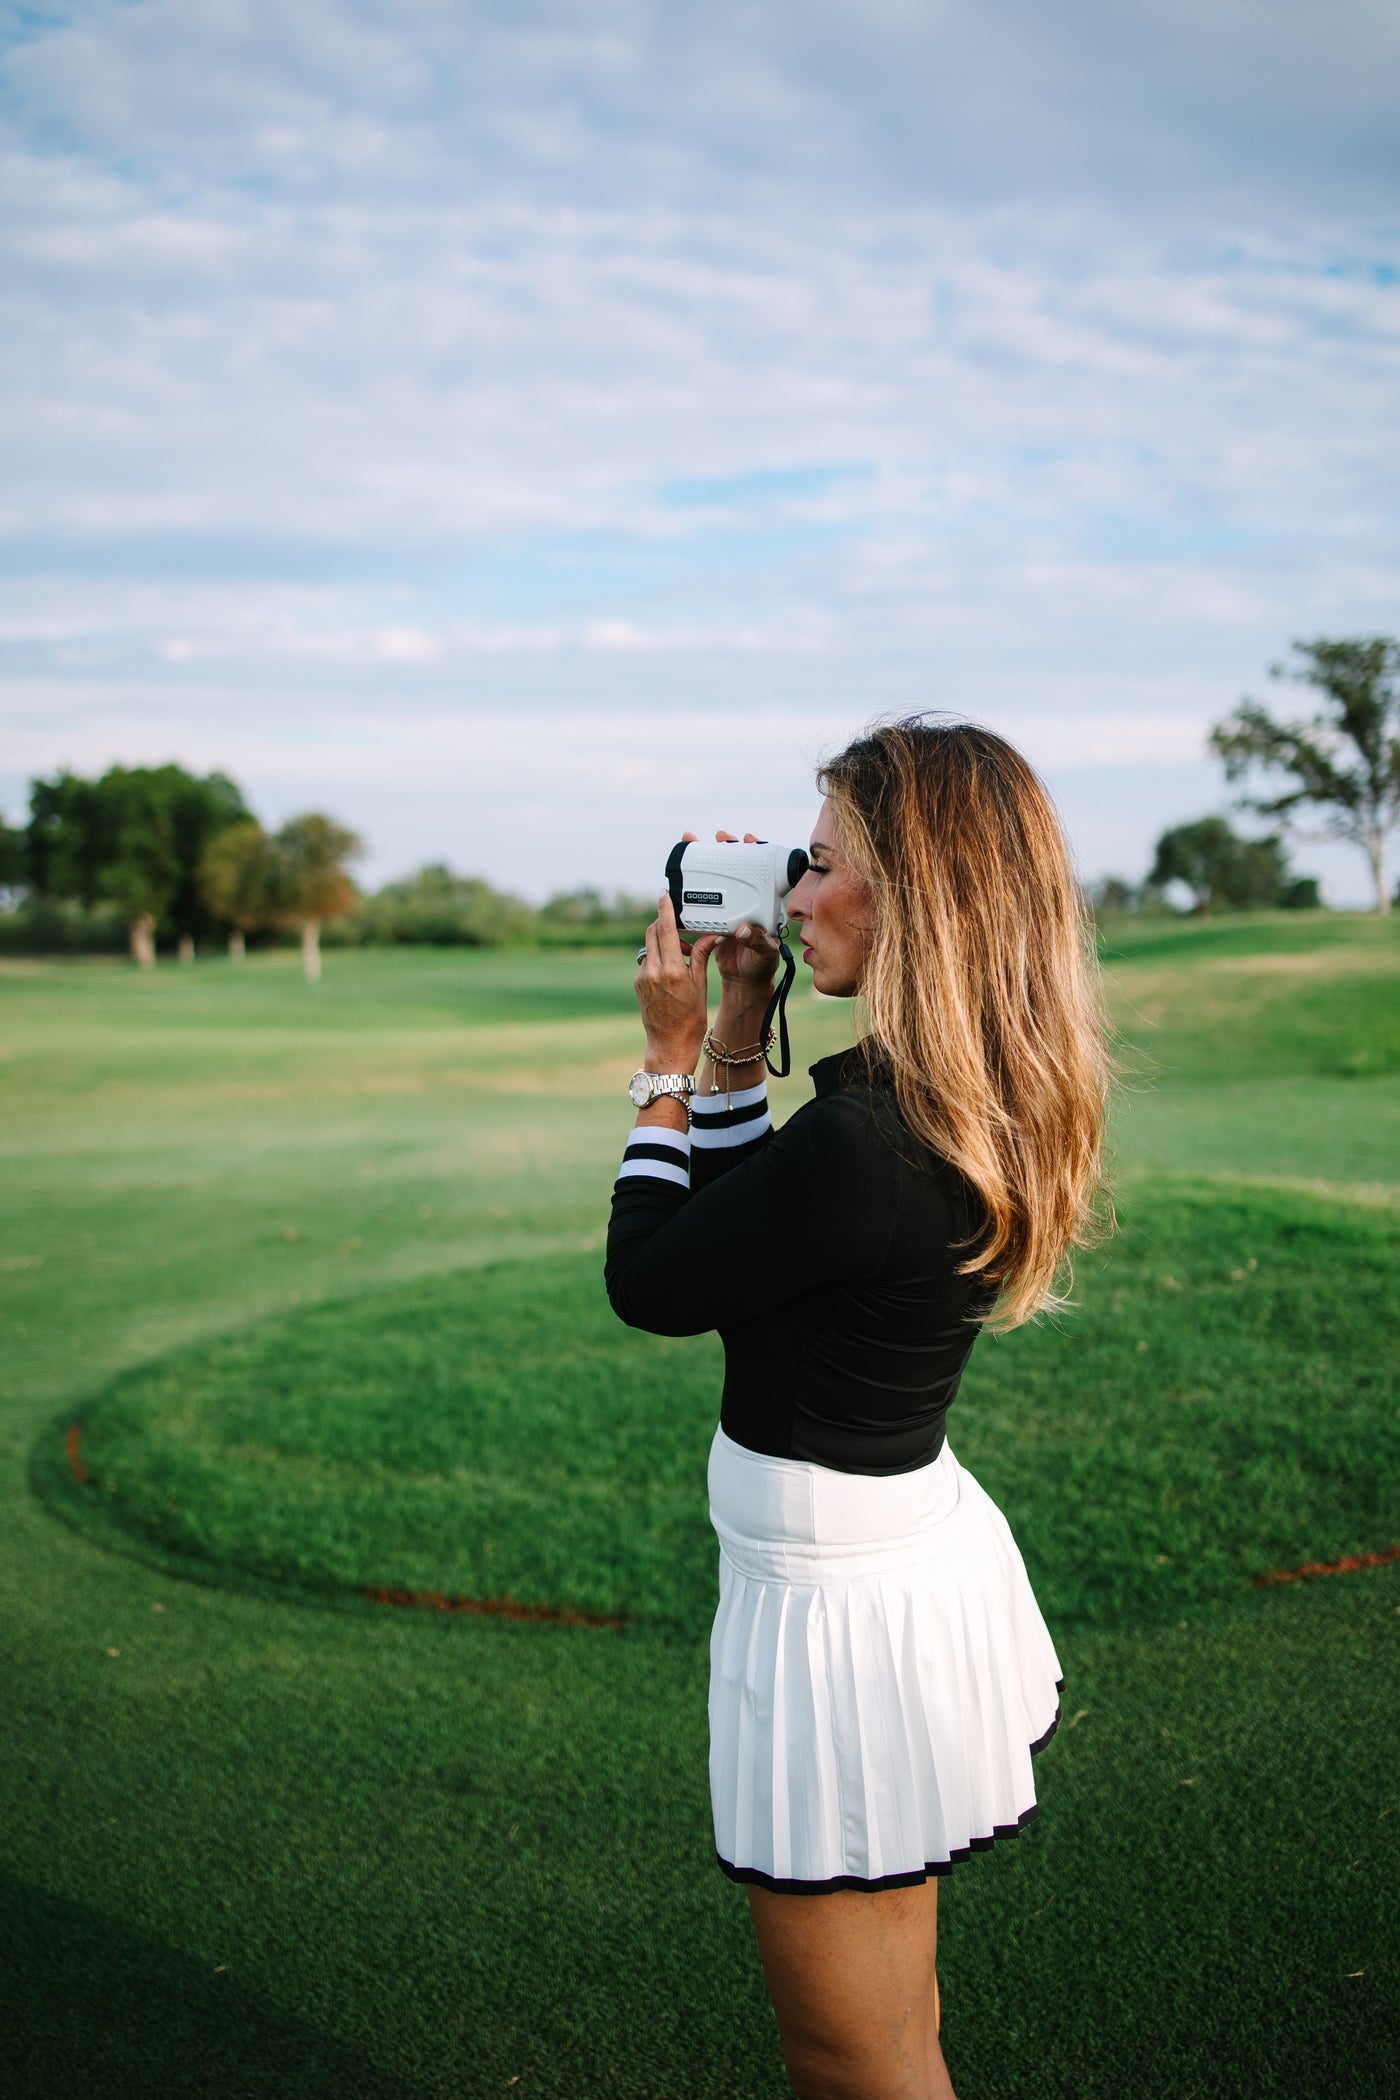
[819,717,1112,1329]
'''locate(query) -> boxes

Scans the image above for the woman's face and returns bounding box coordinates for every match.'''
[786,799,874,999]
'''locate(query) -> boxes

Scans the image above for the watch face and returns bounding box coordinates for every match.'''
[627,1072,652,1107]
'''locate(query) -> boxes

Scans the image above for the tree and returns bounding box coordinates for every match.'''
[0,816,28,902]
[26,764,250,964]
[538,887,654,945]
[162,770,250,949]
[1088,875,1139,915]
[199,820,279,957]
[1209,637,1400,913]
[358,864,537,946]
[26,772,105,914]
[1148,817,1293,913]
[273,813,362,982]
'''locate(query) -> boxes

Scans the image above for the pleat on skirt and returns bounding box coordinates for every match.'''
[707,1424,1064,1893]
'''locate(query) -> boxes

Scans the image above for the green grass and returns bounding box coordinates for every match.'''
[3,926,1399,2097]
[36,1255,725,1626]
[1096,904,1391,964]
[36,1189,1399,1638]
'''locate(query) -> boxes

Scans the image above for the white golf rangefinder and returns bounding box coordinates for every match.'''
[664,837,811,939]
[634,836,809,1080]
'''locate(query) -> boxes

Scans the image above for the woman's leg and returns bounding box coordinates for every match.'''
[746,1880,956,2100]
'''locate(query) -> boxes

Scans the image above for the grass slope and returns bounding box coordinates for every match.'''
[36,1187,1400,1634]
[3,924,1399,2097]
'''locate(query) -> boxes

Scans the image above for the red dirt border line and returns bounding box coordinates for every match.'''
[65,1422,88,1486]
[1252,1543,1400,1588]
[363,1585,627,1629]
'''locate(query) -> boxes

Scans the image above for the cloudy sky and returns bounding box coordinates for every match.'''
[2,0,1397,901]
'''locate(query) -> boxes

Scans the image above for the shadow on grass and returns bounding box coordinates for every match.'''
[3,1872,428,2100]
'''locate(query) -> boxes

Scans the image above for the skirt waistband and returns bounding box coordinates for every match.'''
[707,1424,964,1583]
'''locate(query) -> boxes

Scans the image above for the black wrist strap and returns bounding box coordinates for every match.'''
[761,940,796,1079]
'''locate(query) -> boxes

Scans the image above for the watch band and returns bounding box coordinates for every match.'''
[628,1070,696,1109]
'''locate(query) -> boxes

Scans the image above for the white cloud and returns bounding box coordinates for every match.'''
[1,1,1396,901]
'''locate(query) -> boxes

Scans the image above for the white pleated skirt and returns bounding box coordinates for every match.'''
[707,1424,1064,1893]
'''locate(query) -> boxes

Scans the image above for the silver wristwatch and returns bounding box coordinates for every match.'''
[627,1070,696,1110]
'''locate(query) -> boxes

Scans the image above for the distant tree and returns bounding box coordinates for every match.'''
[539,885,610,929]
[538,887,654,945]
[273,813,362,982]
[1088,875,1138,914]
[1148,817,1292,914]
[1209,637,1400,913]
[359,864,536,947]
[163,771,250,949]
[26,772,105,911]
[26,764,249,965]
[199,820,280,958]
[0,816,28,901]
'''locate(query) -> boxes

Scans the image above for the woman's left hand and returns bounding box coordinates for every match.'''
[636,890,714,1071]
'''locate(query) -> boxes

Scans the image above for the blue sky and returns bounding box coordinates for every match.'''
[1,0,1397,901]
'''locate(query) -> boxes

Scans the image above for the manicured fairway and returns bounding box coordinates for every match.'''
[4,920,1398,2098]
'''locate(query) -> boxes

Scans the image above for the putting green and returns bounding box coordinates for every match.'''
[37,1181,1399,1636]
[39,1252,722,1627]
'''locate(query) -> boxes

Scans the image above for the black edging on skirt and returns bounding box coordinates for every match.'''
[715,1678,1066,1897]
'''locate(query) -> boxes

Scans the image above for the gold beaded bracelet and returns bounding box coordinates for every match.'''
[702,1028,775,1105]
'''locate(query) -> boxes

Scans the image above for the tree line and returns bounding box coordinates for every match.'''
[2,635,1396,964]
[0,769,364,979]
[0,768,653,975]
[1095,820,1321,916]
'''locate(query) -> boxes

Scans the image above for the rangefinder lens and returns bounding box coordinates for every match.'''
[786,848,810,889]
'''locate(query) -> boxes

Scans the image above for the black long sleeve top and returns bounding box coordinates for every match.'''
[605,1048,993,1476]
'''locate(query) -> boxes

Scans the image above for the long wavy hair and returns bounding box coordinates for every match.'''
[819,716,1113,1329]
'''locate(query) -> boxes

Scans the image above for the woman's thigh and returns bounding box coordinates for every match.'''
[746,1880,947,2100]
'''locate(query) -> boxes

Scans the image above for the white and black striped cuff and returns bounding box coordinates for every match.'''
[616,1124,691,1190]
[690,1079,772,1151]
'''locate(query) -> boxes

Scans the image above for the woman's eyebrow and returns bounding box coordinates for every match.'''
[808,840,833,857]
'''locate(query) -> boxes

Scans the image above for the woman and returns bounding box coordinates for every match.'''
[605,718,1110,2100]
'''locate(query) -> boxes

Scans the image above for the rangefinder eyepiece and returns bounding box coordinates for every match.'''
[664,837,809,940]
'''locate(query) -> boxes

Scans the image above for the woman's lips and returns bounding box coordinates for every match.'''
[802,944,815,963]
